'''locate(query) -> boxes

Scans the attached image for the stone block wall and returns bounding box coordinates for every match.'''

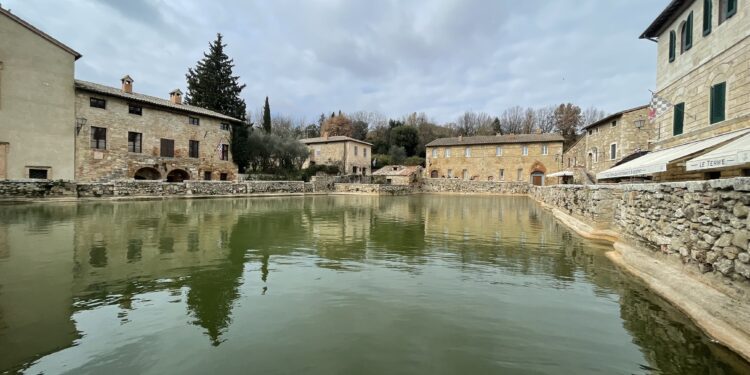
[531,178,750,284]
[0,180,77,198]
[334,183,414,195]
[422,179,530,194]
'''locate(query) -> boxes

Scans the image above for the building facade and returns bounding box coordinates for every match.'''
[74,78,240,182]
[622,0,749,180]
[300,135,372,175]
[425,134,565,186]
[564,106,651,175]
[0,7,81,180]
[372,165,422,185]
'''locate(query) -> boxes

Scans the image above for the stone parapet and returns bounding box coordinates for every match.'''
[334,183,414,195]
[422,179,530,194]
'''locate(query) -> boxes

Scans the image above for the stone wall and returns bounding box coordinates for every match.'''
[334,183,414,195]
[531,178,750,284]
[0,180,78,198]
[422,179,530,194]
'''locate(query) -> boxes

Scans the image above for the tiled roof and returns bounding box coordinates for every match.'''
[372,165,421,176]
[426,133,564,147]
[299,136,373,146]
[640,0,692,39]
[74,80,242,122]
[582,105,649,130]
[1,6,81,59]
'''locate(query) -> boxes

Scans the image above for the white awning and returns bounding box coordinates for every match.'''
[686,132,750,171]
[547,171,573,177]
[597,130,750,179]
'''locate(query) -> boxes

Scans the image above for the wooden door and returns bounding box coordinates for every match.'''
[532,174,543,186]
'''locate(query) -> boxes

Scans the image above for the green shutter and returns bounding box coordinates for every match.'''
[703,0,712,35]
[685,12,693,51]
[673,103,685,136]
[728,0,737,17]
[669,31,676,62]
[710,82,726,124]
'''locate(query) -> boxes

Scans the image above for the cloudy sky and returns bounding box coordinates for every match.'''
[6,0,667,123]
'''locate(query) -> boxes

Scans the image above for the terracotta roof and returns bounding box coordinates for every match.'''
[582,105,649,130]
[1,7,81,59]
[75,80,242,122]
[372,165,421,176]
[426,133,564,147]
[299,136,373,146]
[640,0,692,39]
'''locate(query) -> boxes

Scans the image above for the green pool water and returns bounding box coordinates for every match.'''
[0,195,747,374]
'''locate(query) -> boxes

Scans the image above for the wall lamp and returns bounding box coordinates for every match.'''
[75,117,87,135]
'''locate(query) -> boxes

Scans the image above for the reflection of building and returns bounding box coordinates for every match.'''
[74,78,240,182]
[0,7,80,180]
[300,134,372,175]
[372,165,422,185]
[564,106,650,175]
[425,134,564,185]
[599,0,749,181]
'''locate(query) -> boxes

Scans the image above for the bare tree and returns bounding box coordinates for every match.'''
[535,106,557,133]
[500,106,525,135]
[554,103,582,147]
[580,106,608,129]
[521,108,536,134]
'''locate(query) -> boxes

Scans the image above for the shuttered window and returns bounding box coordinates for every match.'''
[673,103,685,136]
[669,31,676,62]
[128,132,142,153]
[161,139,175,157]
[710,82,726,124]
[703,0,712,35]
[90,127,107,149]
[681,13,693,53]
[720,0,737,23]
[189,140,199,158]
[220,144,229,161]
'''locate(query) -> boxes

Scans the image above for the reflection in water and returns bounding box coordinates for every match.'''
[0,196,747,374]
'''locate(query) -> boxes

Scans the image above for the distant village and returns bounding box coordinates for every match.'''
[0,0,748,187]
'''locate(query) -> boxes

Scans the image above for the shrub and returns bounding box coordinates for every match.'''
[404,156,425,166]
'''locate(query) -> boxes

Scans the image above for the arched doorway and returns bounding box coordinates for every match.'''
[166,169,190,182]
[531,171,545,186]
[430,170,438,178]
[134,167,161,180]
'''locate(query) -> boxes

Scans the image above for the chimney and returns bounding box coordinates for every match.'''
[121,75,134,93]
[458,135,463,141]
[169,89,182,105]
[323,131,329,140]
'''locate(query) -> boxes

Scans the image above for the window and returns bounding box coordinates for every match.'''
[517,168,523,181]
[719,0,737,24]
[465,147,471,157]
[446,148,451,158]
[90,126,106,149]
[673,103,685,136]
[634,119,646,129]
[680,13,693,53]
[354,145,358,156]
[522,145,529,156]
[610,143,617,160]
[462,169,468,180]
[28,168,48,179]
[315,147,321,156]
[669,30,677,62]
[611,120,617,127]
[541,145,548,155]
[588,129,593,136]
[128,104,142,115]
[189,140,199,158]
[161,138,175,157]
[447,169,453,178]
[220,144,229,161]
[364,148,367,157]
[710,82,726,124]
[703,0,712,35]
[496,146,502,156]
[499,169,505,180]
[220,123,231,131]
[90,97,106,109]
[353,166,358,174]
[204,171,212,180]
[189,116,200,126]
[432,148,438,158]
[220,173,228,181]
[128,132,142,153]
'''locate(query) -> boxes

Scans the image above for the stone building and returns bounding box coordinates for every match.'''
[599,0,749,181]
[300,134,372,175]
[372,165,422,185]
[563,106,650,177]
[0,7,80,180]
[424,133,565,186]
[74,77,240,182]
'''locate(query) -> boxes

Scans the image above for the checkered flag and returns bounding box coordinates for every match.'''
[648,91,672,121]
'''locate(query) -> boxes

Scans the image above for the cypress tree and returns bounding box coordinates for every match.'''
[262,97,272,133]
[185,33,247,121]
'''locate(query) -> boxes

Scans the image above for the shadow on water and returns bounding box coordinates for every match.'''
[0,196,747,374]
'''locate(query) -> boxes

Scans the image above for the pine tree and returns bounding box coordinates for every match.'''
[185,33,247,121]
[262,97,272,133]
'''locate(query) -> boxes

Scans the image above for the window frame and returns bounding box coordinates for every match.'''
[89,97,106,109]
[189,140,200,158]
[446,148,451,158]
[609,143,617,160]
[719,0,737,24]
[703,0,712,35]
[128,103,142,116]
[90,126,107,149]
[127,131,142,153]
[220,123,231,131]
[204,171,212,180]
[669,30,677,62]
[710,82,726,124]
[522,145,529,156]
[432,148,438,158]
[28,168,49,179]
[499,169,505,180]
[188,116,200,126]
[220,173,228,181]
[496,146,502,156]
[541,144,548,155]
[673,102,685,136]
[160,138,175,158]
[464,147,471,157]
[220,144,229,161]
